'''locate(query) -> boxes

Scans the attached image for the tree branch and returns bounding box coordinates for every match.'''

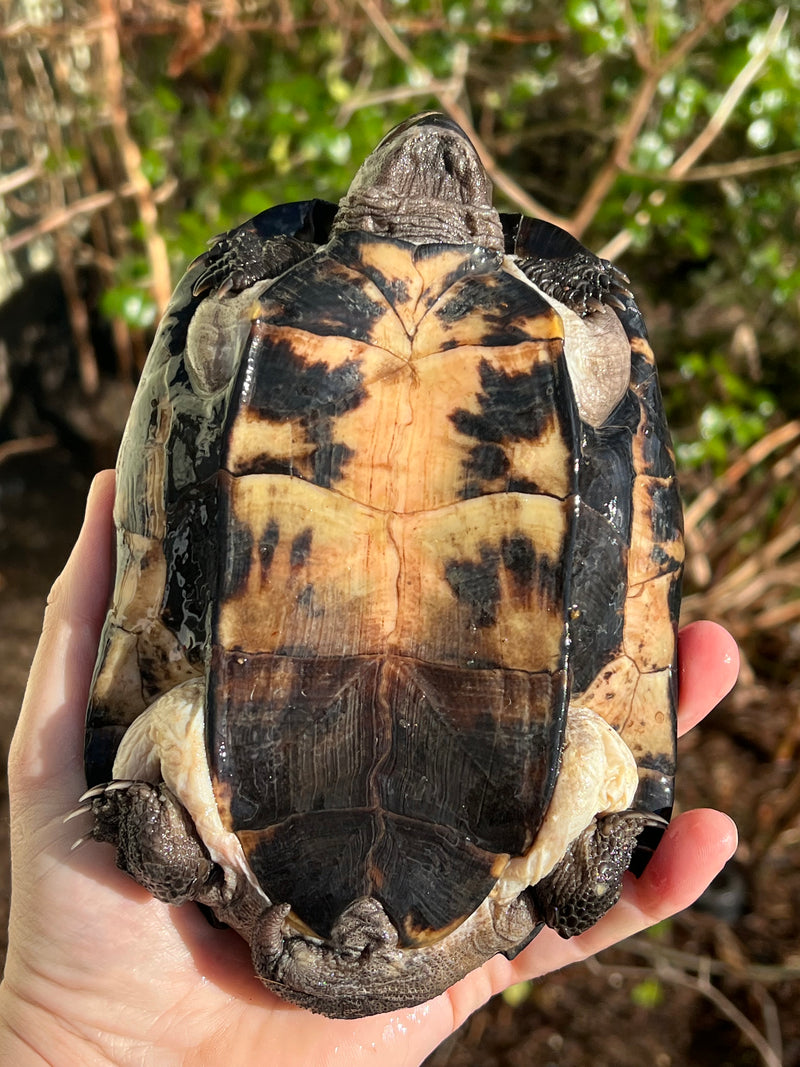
[570,0,740,237]
[670,6,788,179]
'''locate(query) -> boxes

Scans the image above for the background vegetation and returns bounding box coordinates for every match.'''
[1,2,799,1064]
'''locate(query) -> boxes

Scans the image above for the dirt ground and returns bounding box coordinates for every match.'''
[0,446,798,1066]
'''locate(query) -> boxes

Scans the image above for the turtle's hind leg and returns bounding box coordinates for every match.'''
[530,810,655,937]
[86,779,222,904]
[77,676,246,908]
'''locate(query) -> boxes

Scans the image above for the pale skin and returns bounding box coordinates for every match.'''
[0,470,739,1067]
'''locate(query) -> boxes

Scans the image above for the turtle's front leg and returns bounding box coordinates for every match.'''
[84,779,222,905]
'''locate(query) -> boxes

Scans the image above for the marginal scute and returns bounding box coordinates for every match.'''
[623,574,679,673]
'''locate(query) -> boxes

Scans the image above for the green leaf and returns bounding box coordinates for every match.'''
[630,978,664,1009]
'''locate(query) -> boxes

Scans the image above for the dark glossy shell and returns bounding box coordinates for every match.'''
[86,199,682,946]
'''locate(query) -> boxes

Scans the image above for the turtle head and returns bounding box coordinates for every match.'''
[331,113,504,251]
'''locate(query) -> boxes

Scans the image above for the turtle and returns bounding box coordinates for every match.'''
[78,112,683,1019]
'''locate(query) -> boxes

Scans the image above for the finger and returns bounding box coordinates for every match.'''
[677,621,739,736]
[9,470,115,808]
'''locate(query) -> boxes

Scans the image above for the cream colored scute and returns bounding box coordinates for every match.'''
[112,678,260,893]
[503,258,631,428]
[492,705,639,904]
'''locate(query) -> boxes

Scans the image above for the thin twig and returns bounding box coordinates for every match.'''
[623,938,800,983]
[670,6,788,178]
[589,952,785,1067]
[684,421,800,535]
[95,0,172,316]
[1,188,125,255]
[0,164,41,197]
[633,147,800,183]
[0,435,58,466]
[0,174,178,256]
[619,0,652,71]
[598,5,787,258]
[571,0,740,237]
[667,969,783,1067]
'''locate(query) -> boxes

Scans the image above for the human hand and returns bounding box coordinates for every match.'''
[0,471,739,1067]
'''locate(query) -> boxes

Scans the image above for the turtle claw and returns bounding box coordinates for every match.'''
[78,783,109,803]
[519,250,635,318]
[79,779,135,804]
[69,835,91,852]
[602,292,627,312]
[610,263,631,288]
[63,803,93,823]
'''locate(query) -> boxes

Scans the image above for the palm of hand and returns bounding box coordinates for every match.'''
[1,472,738,1067]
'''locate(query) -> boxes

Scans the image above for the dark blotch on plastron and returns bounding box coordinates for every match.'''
[290,528,313,568]
[259,520,280,580]
[469,442,510,480]
[507,476,542,495]
[353,255,411,309]
[295,584,320,613]
[247,336,366,422]
[501,533,564,608]
[242,334,365,486]
[501,533,536,588]
[245,457,296,478]
[451,359,559,445]
[313,438,356,487]
[263,240,388,341]
[460,442,510,498]
[436,276,544,348]
[444,548,501,628]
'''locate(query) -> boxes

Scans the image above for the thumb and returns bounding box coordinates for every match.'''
[9,470,115,825]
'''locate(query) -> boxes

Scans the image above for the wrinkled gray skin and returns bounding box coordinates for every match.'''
[331,112,506,250]
[83,113,651,1019]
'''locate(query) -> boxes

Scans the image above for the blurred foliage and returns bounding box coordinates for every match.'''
[501,979,533,1007]
[629,977,665,1009]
